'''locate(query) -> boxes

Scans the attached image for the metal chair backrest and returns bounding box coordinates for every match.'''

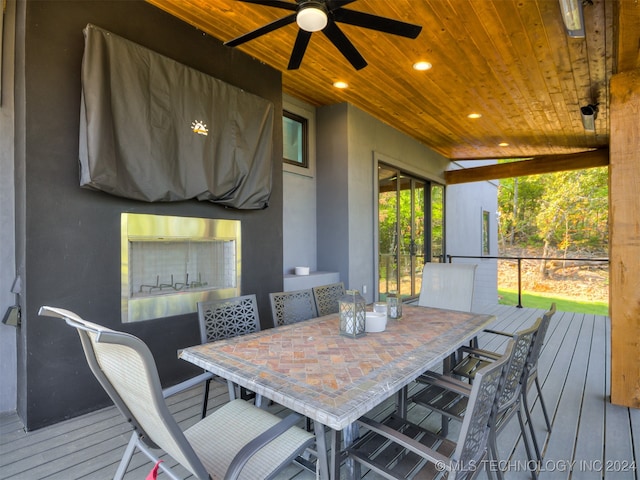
[312,282,345,317]
[269,289,318,326]
[496,318,540,412]
[197,294,261,344]
[38,306,209,479]
[418,263,478,311]
[455,339,513,476]
[526,303,557,373]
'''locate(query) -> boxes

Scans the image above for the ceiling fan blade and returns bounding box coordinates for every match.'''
[224,14,296,47]
[326,0,359,10]
[288,30,312,70]
[332,8,422,38]
[322,20,367,70]
[234,0,297,11]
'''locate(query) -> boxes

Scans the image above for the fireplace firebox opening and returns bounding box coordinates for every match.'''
[121,213,241,323]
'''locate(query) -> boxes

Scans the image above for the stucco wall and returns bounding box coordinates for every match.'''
[282,95,317,275]
[316,104,350,289]
[14,0,284,429]
[446,161,499,307]
[0,0,17,414]
[317,103,451,303]
[347,106,450,303]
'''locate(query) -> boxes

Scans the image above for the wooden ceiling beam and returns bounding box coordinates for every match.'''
[444,148,610,184]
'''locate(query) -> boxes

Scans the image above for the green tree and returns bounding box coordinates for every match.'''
[535,168,608,253]
[498,166,608,257]
[498,175,544,247]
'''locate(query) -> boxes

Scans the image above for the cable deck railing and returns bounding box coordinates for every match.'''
[447,254,609,308]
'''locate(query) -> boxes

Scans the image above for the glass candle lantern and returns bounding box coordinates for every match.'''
[339,290,366,338]
[387,290,402,319]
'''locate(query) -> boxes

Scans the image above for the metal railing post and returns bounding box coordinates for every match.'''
[517,258,523,308]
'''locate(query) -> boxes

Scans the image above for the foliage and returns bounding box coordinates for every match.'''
[497,165,608,252]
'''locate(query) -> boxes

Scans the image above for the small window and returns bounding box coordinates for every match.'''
[283,111,308,168]
[482,210,490,255]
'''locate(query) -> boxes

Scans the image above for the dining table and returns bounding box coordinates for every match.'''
[179,304,495,480]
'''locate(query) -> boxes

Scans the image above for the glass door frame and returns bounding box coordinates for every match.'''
[375,160,445,302]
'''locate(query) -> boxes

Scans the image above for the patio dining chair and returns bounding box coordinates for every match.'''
[347,340,512,480]
[417,262,479,370]
[269,288,318,326]
[312,282,345,316]
[452,303,556,464]
[418,263,478,311]
[39,306,315,480]
[412,319,541,479]
[197,295,261,417]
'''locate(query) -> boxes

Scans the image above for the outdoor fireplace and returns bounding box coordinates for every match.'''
[121,213,241,322]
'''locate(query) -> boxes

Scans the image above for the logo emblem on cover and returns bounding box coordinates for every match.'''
[191,120,208,136]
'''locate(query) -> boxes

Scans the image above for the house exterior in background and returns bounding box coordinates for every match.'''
[0,0,496,427]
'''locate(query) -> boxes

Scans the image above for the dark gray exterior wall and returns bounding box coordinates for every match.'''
[15,0,283,430]
[316,104,350,289]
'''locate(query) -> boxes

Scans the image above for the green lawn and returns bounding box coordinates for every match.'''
[498,289,609,316]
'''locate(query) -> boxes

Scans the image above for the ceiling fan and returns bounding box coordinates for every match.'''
[224,0,422,70]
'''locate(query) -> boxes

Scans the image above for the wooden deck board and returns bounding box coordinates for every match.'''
[539,313,595,480]
[573,314,607,480]
[604,403,637,479]
[0,306,637,480]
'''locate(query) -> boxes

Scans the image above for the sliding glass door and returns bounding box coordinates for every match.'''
[430,184,444,263]
[378,164,444,301]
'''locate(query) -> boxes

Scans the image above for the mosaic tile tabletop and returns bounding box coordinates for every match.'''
[180,305,495,430]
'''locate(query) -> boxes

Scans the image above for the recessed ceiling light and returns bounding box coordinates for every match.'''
[467,113,482,119]
[333,81,349,89]
[413,61,432,71]
[499,142,509,147]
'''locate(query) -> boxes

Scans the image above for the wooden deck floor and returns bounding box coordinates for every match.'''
[1,305,638,479]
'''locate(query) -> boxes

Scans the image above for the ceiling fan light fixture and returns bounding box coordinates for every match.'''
[558,0,585,38]
[227,0,422,70]
[297,3,328,32]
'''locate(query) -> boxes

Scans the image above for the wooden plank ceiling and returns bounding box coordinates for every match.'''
[148,0,639,162]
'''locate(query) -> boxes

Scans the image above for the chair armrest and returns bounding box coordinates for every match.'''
[162,372,214,398]
[418,371,471,396]
[457,345,502,361]
[224,412,307,480]
[355,416,453,470]
[483,328,512,337]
